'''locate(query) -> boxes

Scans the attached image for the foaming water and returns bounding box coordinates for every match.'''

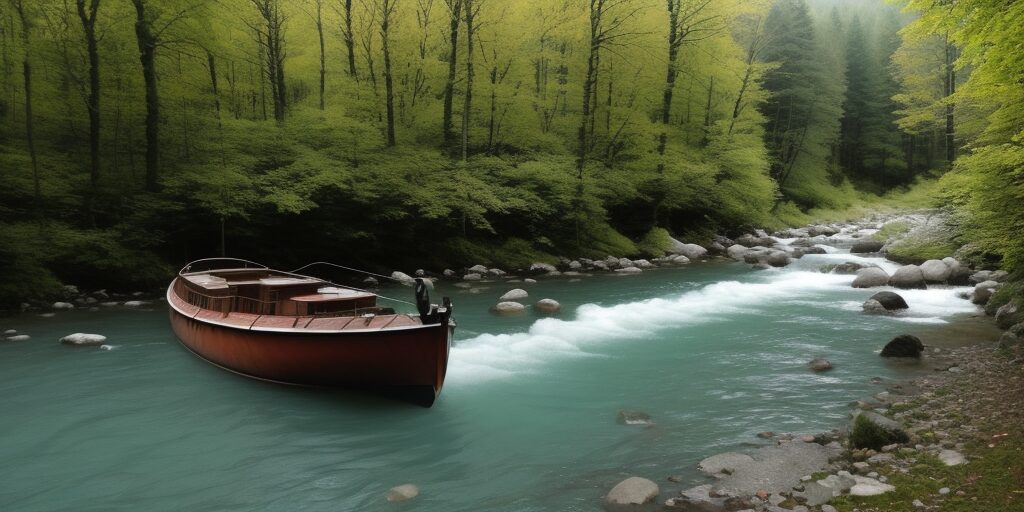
[449,270,851,383]
[0,253,992,512]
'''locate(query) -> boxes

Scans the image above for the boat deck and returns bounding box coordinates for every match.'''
[169,274,427,333]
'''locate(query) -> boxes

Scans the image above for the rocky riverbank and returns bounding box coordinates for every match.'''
[598,211,1024,512]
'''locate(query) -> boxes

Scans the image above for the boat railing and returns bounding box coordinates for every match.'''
[179,258,269,276]
[175,279,385,318]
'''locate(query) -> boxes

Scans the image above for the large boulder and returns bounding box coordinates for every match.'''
[529,262,557,274]
[849,411,909,450]
[468,264,489,274]
[727,244,749,261]
[880,334,924,358]
[390,271,416,285]
[868,291,908,311]
[850,240,885,254]
[615,267,643,274]
[996,299,1024,330]
[794,246,827,258]
[972,280,1000,305]
[766,251,792,267]
[491,302,526,316]
[852,267,890,288]
[604,477,659,506]
[534,299,562,315]
[889,265,927,289]
[969,270,994,284]
[808,225,839,237]
[675,243,708,260]
[60,333,107,346]
[997,323,1024,349]
[736,234,764,247]
[920,259,952,283]
[499,289,528,301]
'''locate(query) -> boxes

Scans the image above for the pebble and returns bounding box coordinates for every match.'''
[821,506,837,512]
[913,499,926,509]
[939,487,950,495]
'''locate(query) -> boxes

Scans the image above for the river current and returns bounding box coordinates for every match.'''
[0,241,992,511]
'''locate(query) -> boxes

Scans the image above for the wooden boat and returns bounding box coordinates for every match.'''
[166,258,454,406]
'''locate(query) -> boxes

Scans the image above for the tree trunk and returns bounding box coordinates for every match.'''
[207,50,222,127]
[13,1,40,214]
[656,0,681,176]
[461,0,474,161]
[77,0,101,221]
[342,0,356,77]
[944,38,956,164]
[575,0,603,247]
[132,0,160,192]
[381,0,396,146]
[442,0,461,147]
[701,75,714,146]
[315,0,325,110]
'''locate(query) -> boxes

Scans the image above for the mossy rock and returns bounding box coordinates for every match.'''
[849,412,909,450]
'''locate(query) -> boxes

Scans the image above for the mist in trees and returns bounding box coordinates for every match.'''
[0,0,1020,304]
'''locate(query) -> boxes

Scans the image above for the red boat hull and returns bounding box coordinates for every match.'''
[168,294,452,406]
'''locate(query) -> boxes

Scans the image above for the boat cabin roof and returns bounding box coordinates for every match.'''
[181,270,323,291]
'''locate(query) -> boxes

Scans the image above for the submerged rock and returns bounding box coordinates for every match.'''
[52,302,75,310]
[617,410,654,426]
[868,291,909,311]
[386,484,419,502]
[890,265,927,289]
[534,299,561,315]
[850,240,885,254]
[499,289,528,301]
[822,262,871,275]
[490,302,526,316]
[852,267,889,288]
[60,333,107,346]
[605,477,659,506]
[880,334,924,358]
[615,267,642,274]
[862,300,887,314]
[463,273,483,281]
[4,335,30,342]
[808,358,833,372]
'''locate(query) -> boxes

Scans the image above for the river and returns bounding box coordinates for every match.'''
[0,243,993,511]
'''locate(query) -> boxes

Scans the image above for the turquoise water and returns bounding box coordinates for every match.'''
[0,250,986,511]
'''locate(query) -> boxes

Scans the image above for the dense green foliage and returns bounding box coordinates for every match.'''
[897,0,1024,277]
[0,0,1020,305]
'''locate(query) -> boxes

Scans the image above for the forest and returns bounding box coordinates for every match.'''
[0,0,1020,305]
